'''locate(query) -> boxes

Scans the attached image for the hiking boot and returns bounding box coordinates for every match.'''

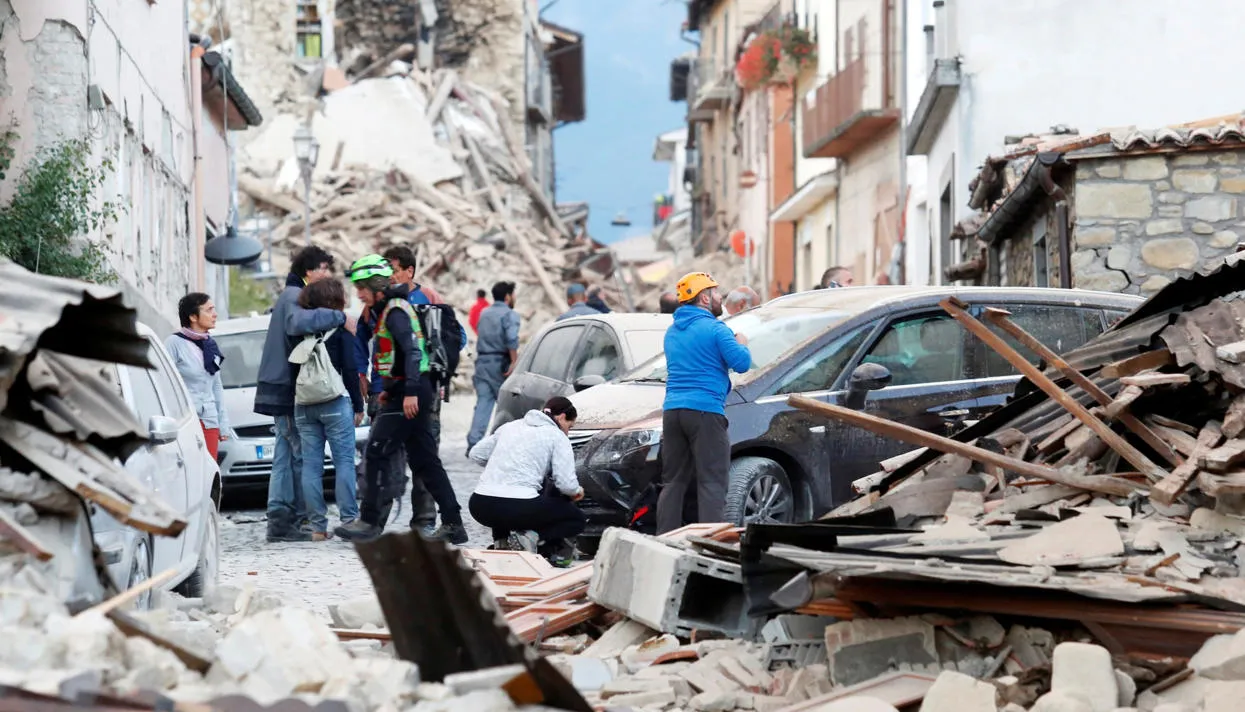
[431,523,469,545]
[542,541,576,568]
[334,520,383,542]
[508,530,539,554]
[267,528,313,543]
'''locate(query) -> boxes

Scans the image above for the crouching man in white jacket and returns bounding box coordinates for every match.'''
[468,396,586,566]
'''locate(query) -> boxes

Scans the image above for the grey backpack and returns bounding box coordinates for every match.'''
[289,328,345,405]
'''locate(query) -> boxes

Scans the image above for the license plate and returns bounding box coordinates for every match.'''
[256,444,274,460]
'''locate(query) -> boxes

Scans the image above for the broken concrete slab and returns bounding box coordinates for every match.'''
[589,528,756,639]
[619,633,681,674]
[327,595,386,630]
[1051,642,1119,711]
[998,514,1125,566]
[824,617,939,686]
[581,618,657,658]
[1200,680,1245,712]
[1190,629,1245,680]
[918,671,996,712]
[1030,690,1096,712]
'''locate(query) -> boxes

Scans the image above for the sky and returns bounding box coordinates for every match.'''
[541,0,692,244]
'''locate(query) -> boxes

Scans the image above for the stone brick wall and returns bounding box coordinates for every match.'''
[1070,149,1245,295]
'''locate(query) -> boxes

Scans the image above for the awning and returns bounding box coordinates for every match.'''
[770,171,839,223]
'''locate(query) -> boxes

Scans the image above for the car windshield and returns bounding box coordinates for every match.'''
[624,308,853,385]
[216,330,268,389]
[623,329,668,365]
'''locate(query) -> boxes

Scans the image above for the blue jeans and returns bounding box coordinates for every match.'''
[468,370,502,450]
[295,395,359,533]
[267,414,306,534]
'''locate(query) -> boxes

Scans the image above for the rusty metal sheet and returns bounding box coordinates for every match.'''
[354,530,592,711]
[0,260,151,413]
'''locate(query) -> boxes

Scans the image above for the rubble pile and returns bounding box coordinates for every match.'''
[238,63,628,346]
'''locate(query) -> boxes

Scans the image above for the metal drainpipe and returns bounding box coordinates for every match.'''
[190,45,207,291]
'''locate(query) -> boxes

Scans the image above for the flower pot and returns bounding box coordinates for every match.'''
[768,56,799,85]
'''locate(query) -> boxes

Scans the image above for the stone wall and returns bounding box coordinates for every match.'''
[1070,149,1245,295]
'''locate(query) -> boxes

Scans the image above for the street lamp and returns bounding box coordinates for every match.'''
[610,211,632,227]
[293,124,319,246]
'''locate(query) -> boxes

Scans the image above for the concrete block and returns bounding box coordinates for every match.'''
[1201,680,1245,712]
[690,690,738,711]
[717,652,771,691]
[919,671,996,712]
[607,688,678,707]
[765,640,827,669]
[1190,629,1245,680]
[328,594,386,630]
[1116,670,1137,707]
[1031,691,1095,712]
[824,616,939,686]
[681,653,745,696]
[560,655,613,692]
[211,607,354,700]
[761,615,835,643]
[589,528,759,639]
[115,637,187,691]
[1051,642,1118,711]
[445,664,524,695]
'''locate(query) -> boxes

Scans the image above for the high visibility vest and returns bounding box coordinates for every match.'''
[372,298,430,378]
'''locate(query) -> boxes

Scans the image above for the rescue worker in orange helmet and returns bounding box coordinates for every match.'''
[656,272,752,532]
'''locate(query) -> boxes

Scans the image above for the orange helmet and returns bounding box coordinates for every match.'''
[675,272,719,303]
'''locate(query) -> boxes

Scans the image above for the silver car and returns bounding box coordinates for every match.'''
[213,315,369,498]
[90,322,222,605]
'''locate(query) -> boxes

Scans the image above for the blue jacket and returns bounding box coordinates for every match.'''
[662,306,752,415]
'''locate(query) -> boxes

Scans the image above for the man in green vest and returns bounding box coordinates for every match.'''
[337,255,467,543]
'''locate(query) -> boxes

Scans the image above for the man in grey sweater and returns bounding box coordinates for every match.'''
[255,246,349,542]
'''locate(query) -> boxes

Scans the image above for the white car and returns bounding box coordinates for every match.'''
[90,322,221,606]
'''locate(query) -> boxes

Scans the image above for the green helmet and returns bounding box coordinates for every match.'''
[348,254,392,282]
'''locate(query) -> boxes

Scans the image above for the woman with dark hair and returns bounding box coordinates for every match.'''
[468,396,587,566]
[294,279,364,540]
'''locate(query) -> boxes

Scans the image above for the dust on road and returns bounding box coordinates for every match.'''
[218,397,493,612]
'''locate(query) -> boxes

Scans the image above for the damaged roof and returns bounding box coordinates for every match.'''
[200,50,264,129]
[957,113,1245,241]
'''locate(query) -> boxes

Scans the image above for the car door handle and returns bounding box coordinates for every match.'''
[937,408,970,418]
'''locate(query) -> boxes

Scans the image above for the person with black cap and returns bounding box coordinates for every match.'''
[558,283,599,321]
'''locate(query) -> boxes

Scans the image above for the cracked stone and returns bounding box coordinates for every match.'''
[1106,245,1132,270]
[1077,184,1153,219]
[1075,270,1129,292]
[1145,219,1184,235]
[1173,169,1218,192]
[1193,221,1216,234]
[1186,196,1237,222]
[1211,230,1239,248]
[1123,156,1168,180]
[1140,275,1172,293]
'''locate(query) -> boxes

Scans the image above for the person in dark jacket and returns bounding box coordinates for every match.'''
[294,279,364,540]
[657,272,751,533]
[255,246,347,542]
[586,285,611,314]
[336,255,467,543]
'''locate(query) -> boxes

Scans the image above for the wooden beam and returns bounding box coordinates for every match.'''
[1150,422,1222,505]
[0,507,54,561]
[352,43,416,82]
[1101,350,1175,379]
[983,308,1180,468]
[1121,372,1192,388]
[786,395,1140,497]
[426,70,458,124]
[78,568,178,617]
[1202,439,1245,473]
[944,298,1167,482]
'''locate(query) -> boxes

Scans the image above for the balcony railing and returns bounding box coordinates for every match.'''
[689,57,733,117]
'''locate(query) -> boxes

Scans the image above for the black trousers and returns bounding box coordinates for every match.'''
[468,493,586,547]
[408,394,440,527]
[361,385,461,527]
[656,408,730,534]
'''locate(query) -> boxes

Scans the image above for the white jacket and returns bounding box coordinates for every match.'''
[470,410,580,499]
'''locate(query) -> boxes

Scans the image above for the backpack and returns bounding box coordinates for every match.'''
[413,304,463,397]
[288,328,346,406]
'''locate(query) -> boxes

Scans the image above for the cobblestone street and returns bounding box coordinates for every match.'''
[218,397,491,613]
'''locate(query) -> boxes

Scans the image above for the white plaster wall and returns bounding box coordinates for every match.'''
[919,0,1245,284]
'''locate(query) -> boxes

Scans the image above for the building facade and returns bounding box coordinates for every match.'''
[906,0,1245,287]
[0,0,257,331]
[955,118,1245,296]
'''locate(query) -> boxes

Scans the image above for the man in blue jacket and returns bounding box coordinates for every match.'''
[657,272,751,534]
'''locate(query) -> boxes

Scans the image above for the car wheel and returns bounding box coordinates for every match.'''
[126,535,154,610]
[176,507,220,598]
[722,456,797,526]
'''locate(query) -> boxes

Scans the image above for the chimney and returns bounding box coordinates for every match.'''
[943,0,958,59]
[932,1,947,60]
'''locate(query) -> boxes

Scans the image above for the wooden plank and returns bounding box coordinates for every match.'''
[425,69,458,124]
[1103,385,1144,421]
[78,568,178,617]
[1150,422,1223,505]
[1224,395,1245,439]
[506,563,594,601]
[1120,372,1192,388]
[1038,417,1083,454]
[1201,438,1245,473]
[1198,470,1245,498]
[332,627,393,641]
[774,672,937,711]
[880,448,927,472]
[945,298,1168,482]
[787,395,1141,497]
[1150,422,1200,455]
[983,309,1179,466]
[1101,350,1175,379]
[0,507,54,561]
[659,522,735,543]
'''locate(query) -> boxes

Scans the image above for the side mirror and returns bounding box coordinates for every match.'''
[844,363,892,411]
[573,375,607,392]
[147,415,180,444]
